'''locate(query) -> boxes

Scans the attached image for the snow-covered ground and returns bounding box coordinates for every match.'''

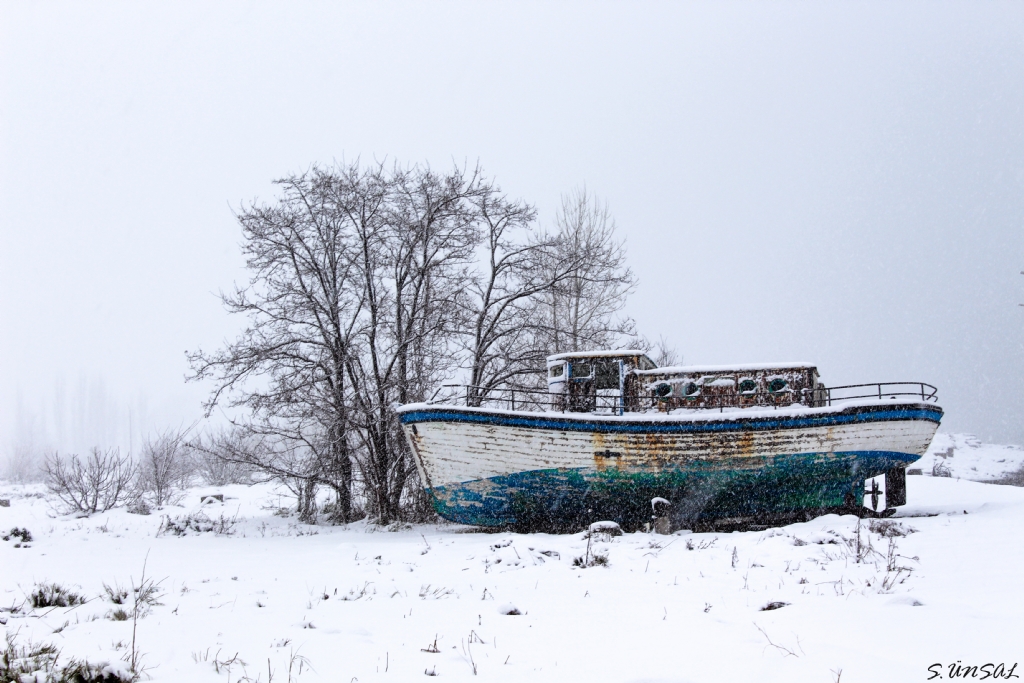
[915,432,1024,483]
[3,434,1023,682]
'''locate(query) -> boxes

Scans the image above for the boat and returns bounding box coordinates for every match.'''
[395,350,942,532]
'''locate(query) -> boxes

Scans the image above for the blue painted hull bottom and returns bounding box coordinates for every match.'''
[426,450,918,531]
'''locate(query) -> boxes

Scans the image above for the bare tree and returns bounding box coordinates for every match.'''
[345,163,485,523]
[137,428,193,507]
[188,428,255,487]
[462,187,579,401]
[649,336,681,367]
[188,163,378,522]
[44,448,137,514]
[189,165,645,525]
[188,161,489,524]
[536,187,639,354]
[2,444,44,484]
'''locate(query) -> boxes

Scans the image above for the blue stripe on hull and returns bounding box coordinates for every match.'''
[400,406,942,435]
[427,450,918,529]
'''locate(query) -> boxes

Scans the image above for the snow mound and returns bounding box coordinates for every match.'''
[497,602,522,615]
[586,520,623,537]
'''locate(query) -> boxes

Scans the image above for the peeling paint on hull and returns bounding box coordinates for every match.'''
[396,401,942,530]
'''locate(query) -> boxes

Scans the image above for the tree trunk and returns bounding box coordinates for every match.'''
[325,419,352,522]
[296,478,318,524]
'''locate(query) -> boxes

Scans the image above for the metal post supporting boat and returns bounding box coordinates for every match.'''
[885,468,907,507]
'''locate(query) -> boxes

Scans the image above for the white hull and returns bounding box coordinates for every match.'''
[396,400,942,528]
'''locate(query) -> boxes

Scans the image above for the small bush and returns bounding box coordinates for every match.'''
[157,511,237,537]
[2,527,32,543]
[0,638,134,682]
[100,577,163,623]
[572,553,608,567]
[103,582,129,605]
[1,636,58,683]
[29,583,85,609]
[869,520,917,538]
[1,625,138,682]
[126,499,151,516]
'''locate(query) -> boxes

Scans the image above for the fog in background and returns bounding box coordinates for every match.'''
[2,2,1022,469]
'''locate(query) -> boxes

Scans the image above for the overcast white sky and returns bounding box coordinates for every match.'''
[1,1,1022,459]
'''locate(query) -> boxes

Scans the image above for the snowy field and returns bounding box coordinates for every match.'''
[915,432,1024,484]
[3,434,1023,682]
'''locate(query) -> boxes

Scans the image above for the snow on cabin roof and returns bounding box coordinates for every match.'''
[634,362,817,375]
[547,349,650,362]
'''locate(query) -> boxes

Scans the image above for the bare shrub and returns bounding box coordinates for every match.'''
[130,575,164,618]
[103,582,129,605]
[0,635,59,682]
[157,511,238,537]
[572,553,608,567]
[880,538,914,592]
[43,448,137,514]
[137,429,193,507]
[188,430,254,487]
[28,582,84,609]
[1,632,136,683]
[868,519,917,538]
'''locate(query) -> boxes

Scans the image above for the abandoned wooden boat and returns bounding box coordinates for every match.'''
[396,350,942,531]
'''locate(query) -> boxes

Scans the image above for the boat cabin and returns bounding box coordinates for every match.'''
[547,351,822,413]
[547,350,656,413]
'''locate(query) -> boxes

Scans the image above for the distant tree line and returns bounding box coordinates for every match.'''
[186,160,645,524]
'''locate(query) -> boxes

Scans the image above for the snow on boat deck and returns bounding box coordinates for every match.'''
[2,455,1021,682]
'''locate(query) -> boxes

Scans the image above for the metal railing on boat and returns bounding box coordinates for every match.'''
[426,381,938,414]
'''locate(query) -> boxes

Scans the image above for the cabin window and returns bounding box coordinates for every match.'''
[594,362,620,390]
[572,362,593,379]
[682,382,700,398]
[549,364,564,379]
[739,379,757,394]
[654,383,672,398]
[768,378,788,393]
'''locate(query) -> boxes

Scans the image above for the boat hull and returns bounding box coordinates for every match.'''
[396,402,942,531]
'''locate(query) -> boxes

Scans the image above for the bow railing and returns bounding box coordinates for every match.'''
[426,381,938,414]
